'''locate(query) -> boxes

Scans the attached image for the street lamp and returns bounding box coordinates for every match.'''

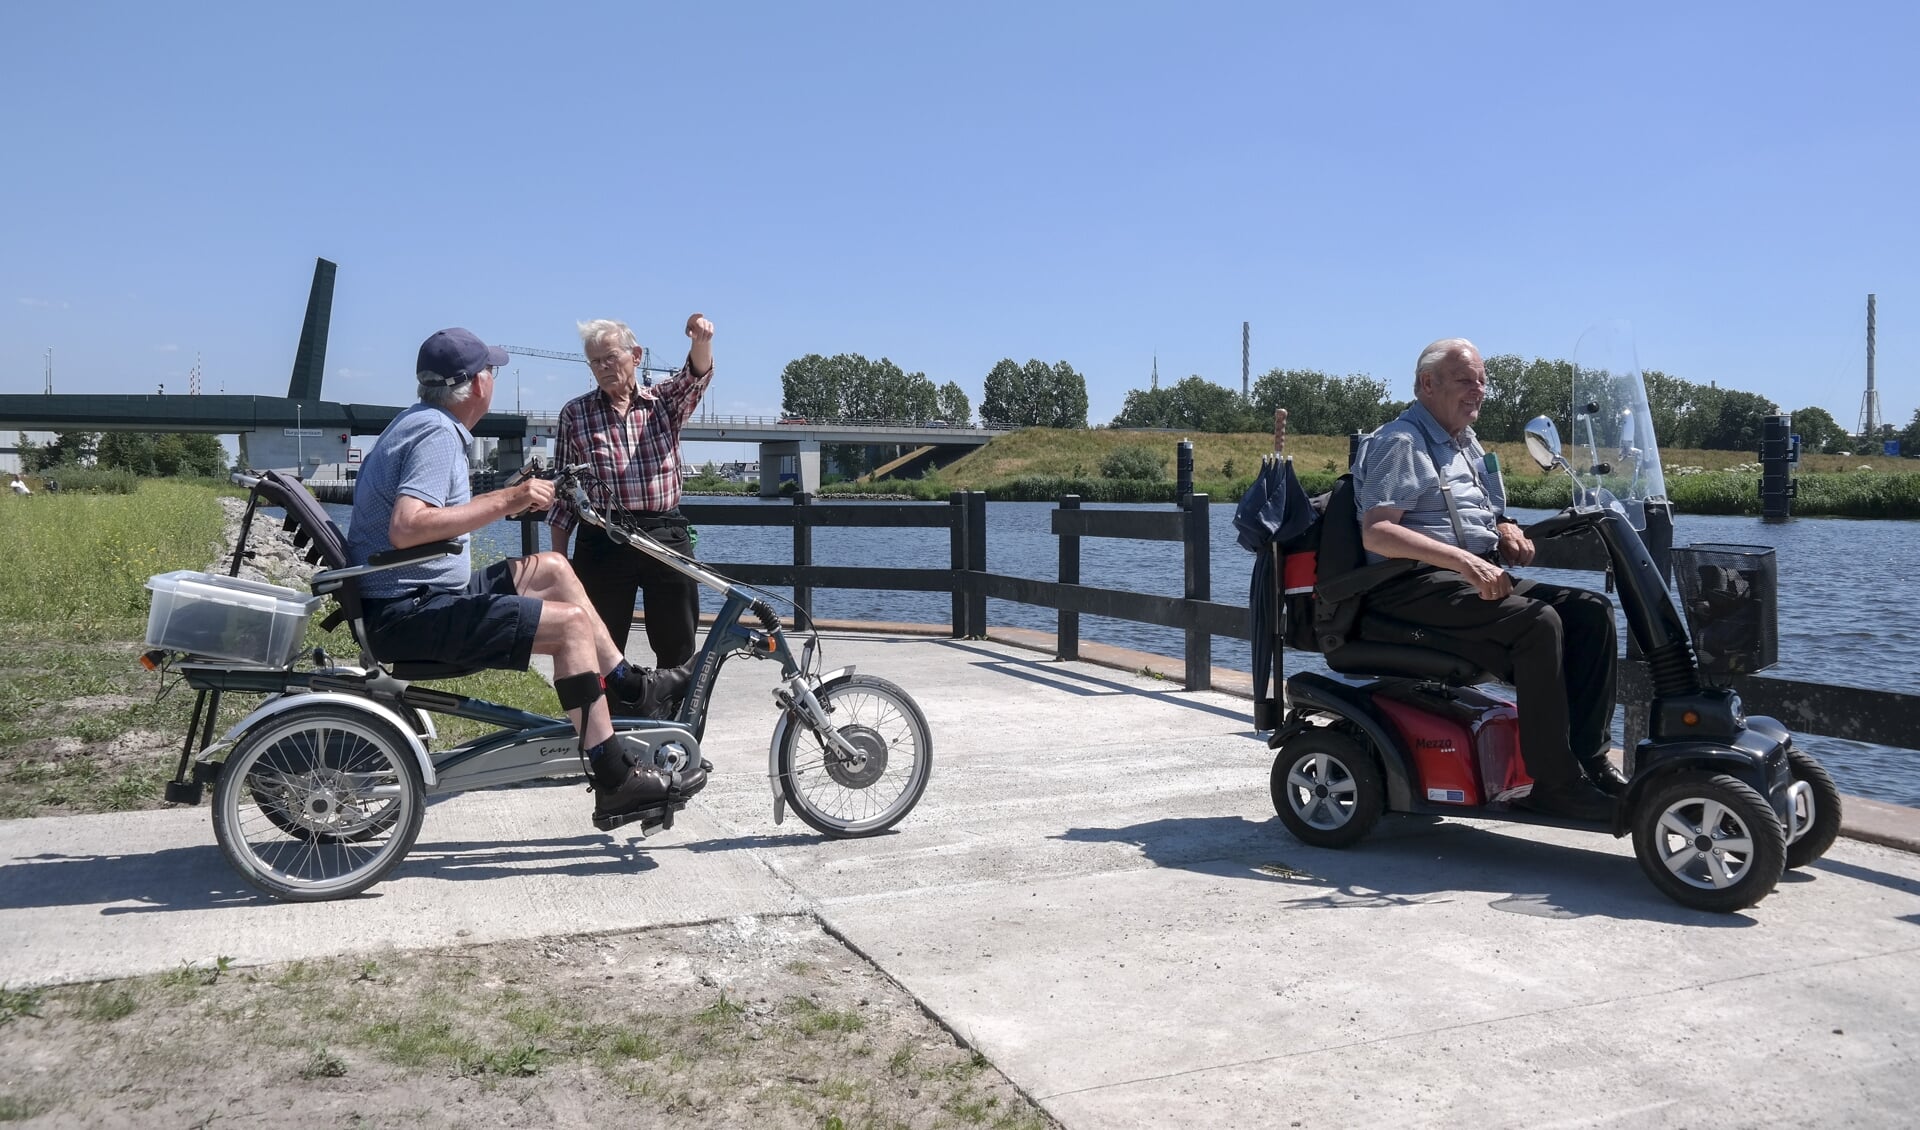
[295,404,303,479]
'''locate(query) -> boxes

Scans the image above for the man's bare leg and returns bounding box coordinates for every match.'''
[512,552,626,672]
[528,601,613,747]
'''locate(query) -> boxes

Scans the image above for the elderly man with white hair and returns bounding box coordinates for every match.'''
[1351,337,1622,822]
[549,313,715,670]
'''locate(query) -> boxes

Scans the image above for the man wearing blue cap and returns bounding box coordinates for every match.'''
[344,327,692,825]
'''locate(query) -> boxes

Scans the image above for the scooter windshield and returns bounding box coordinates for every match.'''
[1568,321,1669,528]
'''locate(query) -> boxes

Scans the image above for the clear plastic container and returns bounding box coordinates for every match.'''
[145,571,322,668]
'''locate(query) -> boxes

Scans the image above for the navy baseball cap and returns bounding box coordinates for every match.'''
[417,327,509,386]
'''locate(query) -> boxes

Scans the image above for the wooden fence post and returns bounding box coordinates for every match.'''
[1058,495,1080,660]
[949,492,969,637]
[1183,492,1211,691]
[793,491,813,623]
[967,492,988,638]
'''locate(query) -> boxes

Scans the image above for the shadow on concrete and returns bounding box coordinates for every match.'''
[939,639,1257,730]
[395,834,661,884]
[0,845,268,913]
[1055,813,1766,927]
[1806,854,1920,897]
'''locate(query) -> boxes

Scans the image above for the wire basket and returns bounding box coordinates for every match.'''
[1671,544,1777,677]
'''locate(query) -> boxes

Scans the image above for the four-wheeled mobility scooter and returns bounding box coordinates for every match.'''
[1267,334,1839,912]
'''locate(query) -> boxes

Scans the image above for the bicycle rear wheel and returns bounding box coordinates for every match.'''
[777,675,931,838]
[212,702,426,901]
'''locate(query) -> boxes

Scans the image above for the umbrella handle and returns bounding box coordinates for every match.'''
[1273,408,1288,456]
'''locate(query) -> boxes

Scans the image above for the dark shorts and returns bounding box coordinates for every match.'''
[362,560,542,671]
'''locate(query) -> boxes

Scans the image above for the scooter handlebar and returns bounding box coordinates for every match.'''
[1524,509,1596,541]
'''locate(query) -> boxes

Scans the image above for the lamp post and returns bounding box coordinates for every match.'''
[295,404,303,479]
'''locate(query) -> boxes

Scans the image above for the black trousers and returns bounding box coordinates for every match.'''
[1363,568,1617,789]
[568,522,700,667]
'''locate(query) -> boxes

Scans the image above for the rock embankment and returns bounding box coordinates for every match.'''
[211,496,322,590]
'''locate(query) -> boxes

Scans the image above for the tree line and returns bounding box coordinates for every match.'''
[784,347,1878,454]
[15,431,229,477]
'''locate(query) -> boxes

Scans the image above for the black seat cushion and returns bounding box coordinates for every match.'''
[388,660,486,682]
[1325,612,1498,685]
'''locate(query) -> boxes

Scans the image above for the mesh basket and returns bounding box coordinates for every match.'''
[1671,543,1777,677]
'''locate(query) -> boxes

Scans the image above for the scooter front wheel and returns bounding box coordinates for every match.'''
[211,702,426,902]
[1631,772,1784,913]
[777,674,932,838]
[1784,748,1842,870]
[1271,729,1384,848]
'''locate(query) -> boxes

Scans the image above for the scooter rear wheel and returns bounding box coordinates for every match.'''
[1271,729,1383,848]
[1784,748,1842,870]
[1631,772,1785,913]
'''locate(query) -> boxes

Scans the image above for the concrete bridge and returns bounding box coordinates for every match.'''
[0,392,1003,494]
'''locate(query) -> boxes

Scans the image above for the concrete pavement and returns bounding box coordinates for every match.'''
[4,632,1920,1127]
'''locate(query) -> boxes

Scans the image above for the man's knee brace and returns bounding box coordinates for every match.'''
[555,672,604,713]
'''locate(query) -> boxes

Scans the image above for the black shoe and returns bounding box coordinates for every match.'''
[1517,779,1616,822]
[1579,753,1630,796]
[610,661,693,719]
[591,763,672,822]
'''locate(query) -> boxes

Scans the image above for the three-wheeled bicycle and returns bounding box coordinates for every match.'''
[148,463,932,902]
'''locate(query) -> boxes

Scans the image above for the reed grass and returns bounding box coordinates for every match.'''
[0,480,226,630]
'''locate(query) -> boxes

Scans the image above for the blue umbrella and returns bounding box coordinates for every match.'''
[1235,456,1315,728]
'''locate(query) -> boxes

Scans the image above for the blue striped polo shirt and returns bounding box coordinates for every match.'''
[344,403,474,598]
[1353,401,1506,564]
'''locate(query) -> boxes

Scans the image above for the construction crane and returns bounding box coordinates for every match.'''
[503,343,667,383]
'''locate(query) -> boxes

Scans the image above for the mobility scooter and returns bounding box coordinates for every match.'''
[1267,331,1839,912]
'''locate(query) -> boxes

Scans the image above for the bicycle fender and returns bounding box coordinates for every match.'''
[766,666,859,821]
[212,691,437,789]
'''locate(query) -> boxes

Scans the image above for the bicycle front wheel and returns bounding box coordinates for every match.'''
[212,702,426,901]
[777,675,932,838]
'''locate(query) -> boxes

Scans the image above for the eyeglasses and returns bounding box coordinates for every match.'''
[587,352,630,371]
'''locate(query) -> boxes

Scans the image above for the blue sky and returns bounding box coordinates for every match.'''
[3,1,1916,459]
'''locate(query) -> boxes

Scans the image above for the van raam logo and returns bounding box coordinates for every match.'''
[1426,788,1468,803]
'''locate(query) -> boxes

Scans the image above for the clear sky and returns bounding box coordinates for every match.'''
[3,1,1916,459]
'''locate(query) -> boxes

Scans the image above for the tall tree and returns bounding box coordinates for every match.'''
[982,359,1088,428]
[934,382,971,425]
[1248,369,1396,436]
[1788,406,1843,454]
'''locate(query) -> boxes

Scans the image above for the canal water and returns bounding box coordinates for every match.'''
[328,498,1920,806]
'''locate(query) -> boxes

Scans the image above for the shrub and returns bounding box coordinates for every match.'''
[1100,447,1165,481]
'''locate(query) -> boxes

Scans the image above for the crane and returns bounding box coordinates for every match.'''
[502,343,669,383]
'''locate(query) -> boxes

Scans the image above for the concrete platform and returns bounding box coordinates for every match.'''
[5,632,1920,1127]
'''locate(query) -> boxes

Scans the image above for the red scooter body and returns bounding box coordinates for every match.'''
[1370,683,1530,810]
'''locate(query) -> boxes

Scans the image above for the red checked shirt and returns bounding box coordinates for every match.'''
[547,357,713,540]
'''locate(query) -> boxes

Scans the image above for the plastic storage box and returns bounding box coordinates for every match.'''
[1671,543,1777,677]
[145,570,323,668]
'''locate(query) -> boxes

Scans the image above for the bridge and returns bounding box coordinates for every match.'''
[0,258,1004,494]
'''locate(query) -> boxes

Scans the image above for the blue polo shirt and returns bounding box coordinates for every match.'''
[1354,401,1506,564]
[345,403,474,599]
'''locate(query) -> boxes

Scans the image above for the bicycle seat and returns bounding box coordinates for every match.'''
[242,470,484,682]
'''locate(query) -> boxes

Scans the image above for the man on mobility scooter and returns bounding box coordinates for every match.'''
[344,327,691,826]
[1350,337,1621,821]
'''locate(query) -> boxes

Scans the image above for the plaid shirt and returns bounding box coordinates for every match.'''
[548,357,713,538]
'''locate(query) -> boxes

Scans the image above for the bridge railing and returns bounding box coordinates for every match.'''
[519,490,1920,762]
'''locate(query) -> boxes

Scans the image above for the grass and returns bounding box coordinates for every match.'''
[835,426,1920,516]
[0,940,1052,1127]
[0,481,567,818]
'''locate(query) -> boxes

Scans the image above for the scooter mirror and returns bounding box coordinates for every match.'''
[1524,415,1563,470]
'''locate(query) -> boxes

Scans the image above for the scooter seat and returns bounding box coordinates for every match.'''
[1325,613,1496,685]
[1325,641,1490,684]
